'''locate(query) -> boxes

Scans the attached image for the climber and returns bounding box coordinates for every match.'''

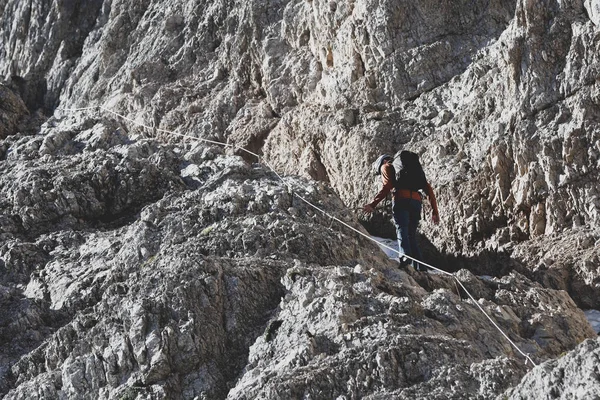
[363,152,440,270]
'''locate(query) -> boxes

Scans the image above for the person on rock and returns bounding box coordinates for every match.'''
[363,152,440,270]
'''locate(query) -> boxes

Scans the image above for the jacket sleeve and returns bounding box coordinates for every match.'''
[425,182,439,216]
[368,163,395,208]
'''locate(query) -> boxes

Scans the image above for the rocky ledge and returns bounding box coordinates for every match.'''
[1,0,600,398]
[0,117,596,399]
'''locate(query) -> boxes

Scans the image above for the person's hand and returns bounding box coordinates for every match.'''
[363,204,374,213]
[432,211,440,225]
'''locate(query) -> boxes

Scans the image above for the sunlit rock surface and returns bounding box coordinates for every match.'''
[1,0,599,398]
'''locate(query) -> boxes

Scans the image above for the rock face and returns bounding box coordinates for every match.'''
[0,121,595,399]
[1,0,600,398]
[403,0,600,304]
[0,84,28,139]
[2,0,598,305]
[502,337,600,400]
[228,267,593,400]
[0,117,391,398]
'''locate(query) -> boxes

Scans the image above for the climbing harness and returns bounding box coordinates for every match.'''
[55,104,537,367]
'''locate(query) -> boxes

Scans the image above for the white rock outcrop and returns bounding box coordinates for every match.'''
[1,0,599,398]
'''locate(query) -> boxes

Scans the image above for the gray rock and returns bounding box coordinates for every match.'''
[1,0,600,398]
[501,337,600,400]
[0,125,389,398]
[0,84,28,139]
[227,265,594,399]
[0,125,594,398]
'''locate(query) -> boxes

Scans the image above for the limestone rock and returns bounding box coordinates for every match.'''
[510,229,600,309]
[1,0,600,398]
[0,123,389,398]
[227,266,594,399]
[0,84,28,139]
[501,337,600,400]
[0,121,594,399]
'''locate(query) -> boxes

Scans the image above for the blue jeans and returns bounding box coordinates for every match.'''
[392,198,422,268]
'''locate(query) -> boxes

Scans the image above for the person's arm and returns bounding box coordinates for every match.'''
[363,163,395,212]
[425,182,440,224]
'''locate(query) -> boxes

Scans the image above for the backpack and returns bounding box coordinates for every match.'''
[372,154,393,175]
[394,150,427,191]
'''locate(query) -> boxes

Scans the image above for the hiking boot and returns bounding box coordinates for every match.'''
[397,256,411,268]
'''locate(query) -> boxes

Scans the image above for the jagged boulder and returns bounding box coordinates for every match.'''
[510,229,600,309]
[501,337,600,400]
[0,122,389,398]
[0,0,103,110]
[0,84,28,139]
[227,266,594,399]
[0,117,185,239]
